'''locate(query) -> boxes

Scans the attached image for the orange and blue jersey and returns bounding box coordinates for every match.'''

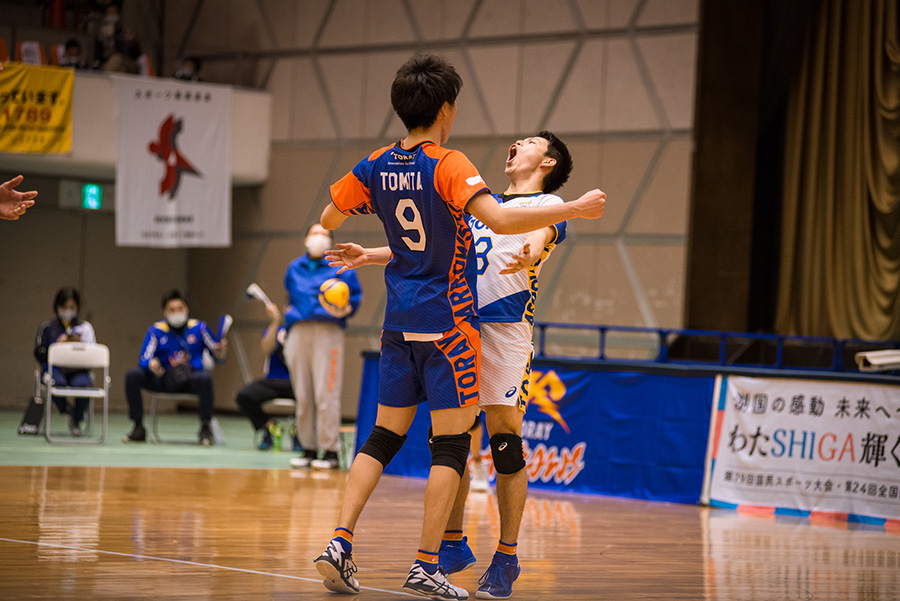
[330,141,490,334]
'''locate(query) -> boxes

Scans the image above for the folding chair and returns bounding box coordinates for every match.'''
[49,43,65,66]
[149,351,222,444]
[15,40,47,65]
[136,53,155,77]
[148,391,202,444]
[44,343,110,444]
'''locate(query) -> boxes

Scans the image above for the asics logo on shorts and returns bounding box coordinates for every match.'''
[498,442,507,451]
[505,387,517,398]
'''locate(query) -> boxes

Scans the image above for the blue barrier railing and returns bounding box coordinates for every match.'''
[533,322,900,373]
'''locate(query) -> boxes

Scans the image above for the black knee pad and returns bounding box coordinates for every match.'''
[429,432,471,477]
[359,425,407,468]
[490,433,526,475]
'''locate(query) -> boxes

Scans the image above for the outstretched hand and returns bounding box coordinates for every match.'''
[500,242,539,274]
[325,243,368,274]
[0,175,38,220]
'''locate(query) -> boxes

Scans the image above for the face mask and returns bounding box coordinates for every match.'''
[167,312,188,328]
[58,309,77,322]
[305,234,331,259]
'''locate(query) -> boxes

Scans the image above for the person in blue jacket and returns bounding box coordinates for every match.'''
[122,289,227,445]
[284,223,361,470]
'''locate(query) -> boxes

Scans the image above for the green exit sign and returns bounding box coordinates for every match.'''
[82,184,102,210]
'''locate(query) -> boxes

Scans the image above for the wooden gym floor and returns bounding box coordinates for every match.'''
[0,464,897,600]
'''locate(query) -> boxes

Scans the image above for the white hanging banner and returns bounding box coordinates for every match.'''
[706,375,900,522]
[114,76,232,247]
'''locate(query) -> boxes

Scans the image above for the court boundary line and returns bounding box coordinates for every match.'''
[0,537,419,597]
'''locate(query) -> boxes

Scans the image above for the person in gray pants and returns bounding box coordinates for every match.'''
[283,223,362,469]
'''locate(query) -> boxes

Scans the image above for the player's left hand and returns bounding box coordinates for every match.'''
[500,242,539,274]
[213,338,228,359]
[326,243,368,274]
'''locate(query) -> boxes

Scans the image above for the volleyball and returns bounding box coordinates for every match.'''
[319,278,350,312]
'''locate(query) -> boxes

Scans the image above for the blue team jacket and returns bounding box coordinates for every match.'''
[283,254,362,329]
[138,319,221,371]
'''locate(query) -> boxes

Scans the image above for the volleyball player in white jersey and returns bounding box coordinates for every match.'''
[326,131,578,600]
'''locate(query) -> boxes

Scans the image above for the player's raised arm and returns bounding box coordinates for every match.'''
[467,188,605,235]
[321,202,350,230]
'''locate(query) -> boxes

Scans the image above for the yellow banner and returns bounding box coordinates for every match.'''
[0,62,73,153]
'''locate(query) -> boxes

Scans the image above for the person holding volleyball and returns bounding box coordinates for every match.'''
[283,223,362,470]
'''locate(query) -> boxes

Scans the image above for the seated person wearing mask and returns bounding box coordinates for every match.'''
[34,287,97,436]
[122,289,227,446]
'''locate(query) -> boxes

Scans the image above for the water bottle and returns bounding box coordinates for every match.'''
[270,422,283,452]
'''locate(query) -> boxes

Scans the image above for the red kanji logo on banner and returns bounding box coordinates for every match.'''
[148,113,201,199]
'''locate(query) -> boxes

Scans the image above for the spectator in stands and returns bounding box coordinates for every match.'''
[235,302,301,451]
[34,287,97,436]
[122,289,227,446]
[174,56,202,82]
[93,1,142,73]
[59,39,87,69]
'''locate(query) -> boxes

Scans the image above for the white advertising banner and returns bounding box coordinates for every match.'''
[114,76,232,247]
[706,376,900,521]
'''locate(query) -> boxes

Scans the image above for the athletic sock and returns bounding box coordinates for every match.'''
[495,540,517,563]
[333,527,353,553]
[416,549,439,574]
[443,530,464,543]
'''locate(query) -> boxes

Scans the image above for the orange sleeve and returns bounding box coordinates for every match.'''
[330,171,374,216]
[433,150,490,212]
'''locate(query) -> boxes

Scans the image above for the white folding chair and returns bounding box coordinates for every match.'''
[44,343,110,444]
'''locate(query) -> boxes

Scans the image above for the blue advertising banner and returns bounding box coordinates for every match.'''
[355,355,716,504]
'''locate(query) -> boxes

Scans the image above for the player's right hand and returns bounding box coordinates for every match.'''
[326,242,368,273]
[577,189,606,219]
[265,303,282,322]
[149,358,165,377]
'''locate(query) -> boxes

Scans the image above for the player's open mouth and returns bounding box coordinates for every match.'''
[507,145,517,163]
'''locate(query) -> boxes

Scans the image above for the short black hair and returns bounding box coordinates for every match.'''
[65,39,81,51]
[54,287,80,312]
[537,130,573,194]
[161,289,188,310]
[391,54,462,131]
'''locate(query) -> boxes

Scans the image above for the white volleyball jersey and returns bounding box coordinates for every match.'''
[466,192,567,324]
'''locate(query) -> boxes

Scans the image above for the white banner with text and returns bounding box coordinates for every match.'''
[114,76,231,247]
[707,376,900,521]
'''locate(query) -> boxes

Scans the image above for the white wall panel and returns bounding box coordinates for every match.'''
[637,0,699,27]
[637,33,698,130]
[575,0,640,30]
